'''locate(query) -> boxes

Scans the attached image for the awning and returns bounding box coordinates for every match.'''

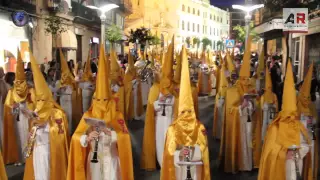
[54,30,77,50]
[253,18,284,34]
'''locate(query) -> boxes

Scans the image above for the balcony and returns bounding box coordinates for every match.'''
[0,0,36,14]
[71,0,101,29]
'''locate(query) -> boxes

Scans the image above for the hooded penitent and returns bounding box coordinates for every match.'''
[226,52,236,75]
[67,44,134,180]
[110,48,126,117]
[161,46,210,180]
[2,48,36,164]
[213,64,228,138]
[160,36,174,95]
[297,62,314,116]
[23,50,69,180]
[258,60,312,180]
[124,52,137,121]
[59,49,75,88]
[81,49,93,82]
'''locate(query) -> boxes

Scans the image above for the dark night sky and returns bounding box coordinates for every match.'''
[210,0,245,7]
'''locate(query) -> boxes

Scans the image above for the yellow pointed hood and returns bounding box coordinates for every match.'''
[218,65,229,97]
[226,52,236,73]
[281,60,297,116]
[82,49,93,82]
[263,67,274,103]
[15,48,26,81]
[257,50,265,79]
[12,48,28,103]
[173,50,182,84]
[239,36,252,78]
[59,49,75,87]
[110,48,121,81]
[95,45,111,100]
[297,62,314,116]
[30,50,59,122]
[126,51,136,77]
[160,36,174,95]
[175,45,197,144]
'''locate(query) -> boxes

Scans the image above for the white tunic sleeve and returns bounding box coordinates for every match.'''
[111,131,117,143]
[80,135,88,147]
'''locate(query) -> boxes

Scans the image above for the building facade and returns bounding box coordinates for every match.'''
[0,0,131,71]
[125,0,230,50]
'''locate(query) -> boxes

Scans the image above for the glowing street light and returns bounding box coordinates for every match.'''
[232,4,264,44]
[87,4,119,46]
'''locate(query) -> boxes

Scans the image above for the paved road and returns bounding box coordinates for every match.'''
[6,96,319,179]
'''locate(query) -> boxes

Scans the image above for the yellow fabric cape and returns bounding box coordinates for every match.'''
[252,93,278,168]
[123,74,134,121]
[67,101,134,180]
[23,108,69,180]
[191,83,199,119]
[2,88,36,164]
[197,71,212,95]
[0,151,7,180]
[257,114,312,180]
[160,121,210,180]
[140,82,160,170]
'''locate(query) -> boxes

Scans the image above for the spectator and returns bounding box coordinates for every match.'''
[5,72,15,88]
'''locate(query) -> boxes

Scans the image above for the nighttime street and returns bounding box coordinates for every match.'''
[1,0,320,180]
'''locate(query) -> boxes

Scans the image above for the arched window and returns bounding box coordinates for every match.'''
[182,21,185,30]
[182,5,185,11]
[188,7,190,13]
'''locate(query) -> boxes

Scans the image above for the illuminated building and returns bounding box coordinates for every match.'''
[125,0,230,50]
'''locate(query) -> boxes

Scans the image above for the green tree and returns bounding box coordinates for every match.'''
[193,37,200,49]
[106,24,123,47]
[233,22,259,45]
[44,15,66,59]
[201,37,212,50]
[150,35,161,45]
[186,37,191,48]
[217,40,224,50]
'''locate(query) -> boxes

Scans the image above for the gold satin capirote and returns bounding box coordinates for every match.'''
[24,50,69,180]
[2,48,36,164]
[67,45,134,180]
[258,60,312,180]
[0,151,7,180]
[161,46,210,180]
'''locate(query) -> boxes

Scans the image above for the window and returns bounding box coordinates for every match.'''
[182,5,185,11]
[214,15,215,21]
[221,17,222,23]
[198,10,200,16]
[193,23,195,32]
[213,40,215,49]
[210,14,212,20]
[197,24,200,33]
[182,21,185,30]
[193,8,195,14]
[227,20,228,24]
[220,29,222,35]
[188,7,190,13]
[188,22,190,31]
[203,12,205,18]
[182,37,185,43]
[217,29,219,36]
[213,28,215,35]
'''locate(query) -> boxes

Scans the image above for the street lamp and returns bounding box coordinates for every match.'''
[232,4,264,44]
[87,4,119,47]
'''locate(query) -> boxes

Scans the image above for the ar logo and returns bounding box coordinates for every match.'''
[285,13,306,24]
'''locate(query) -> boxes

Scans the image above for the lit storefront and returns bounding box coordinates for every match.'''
[0,11,30,72]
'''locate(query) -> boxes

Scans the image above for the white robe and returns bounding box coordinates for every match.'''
[33,123,50,180]
[141,78,151,106]
[216,97,225,139]
[14,102,30,162]
[261,103,277,143]
[60,85,73,134]
[79,82,94,113]
[285,134,309,180]
[154,94,175,167]
[80,131,121,180]
[238,101,254,171]
[174,145,203,180]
